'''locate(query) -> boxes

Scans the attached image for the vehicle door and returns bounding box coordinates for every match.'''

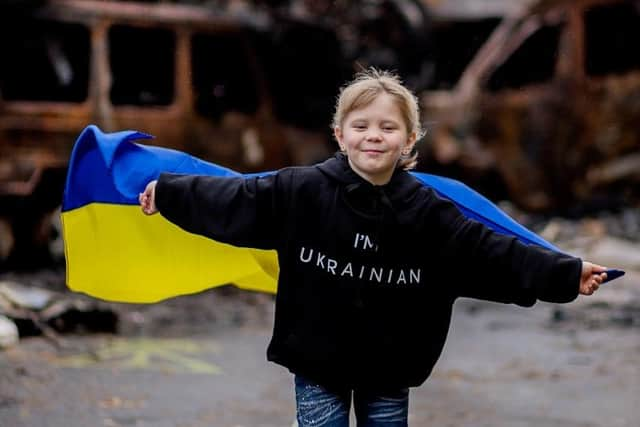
[579,0,640,201]
[473,6,575,211]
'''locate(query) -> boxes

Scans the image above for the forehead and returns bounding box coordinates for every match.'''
[345,93,403,121]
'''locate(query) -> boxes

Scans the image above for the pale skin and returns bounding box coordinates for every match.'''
[139,92,609,296]
[334,93,416,186]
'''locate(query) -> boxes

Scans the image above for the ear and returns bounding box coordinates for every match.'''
[403,132,417,154]
[334,127,345,151]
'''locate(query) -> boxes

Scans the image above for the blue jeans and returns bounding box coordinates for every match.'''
[294,375,409,427]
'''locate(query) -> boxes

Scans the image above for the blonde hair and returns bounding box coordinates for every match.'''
[332,68,424,170]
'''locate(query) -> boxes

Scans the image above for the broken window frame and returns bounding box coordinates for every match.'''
[108,24,177,107]
[426,17,502,91]
[453,7,569,100]
[480,10,567,93]
[0,21,92,113]
[583,0,640,78]
[0,18,91,104]
[190,29,262,121]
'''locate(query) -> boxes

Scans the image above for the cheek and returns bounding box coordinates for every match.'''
[344,134,362,147]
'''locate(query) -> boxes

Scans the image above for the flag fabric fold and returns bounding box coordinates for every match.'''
[61,125,608,303]
[62,125,278,303]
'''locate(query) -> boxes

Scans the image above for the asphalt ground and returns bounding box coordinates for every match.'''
[0,272,639,427]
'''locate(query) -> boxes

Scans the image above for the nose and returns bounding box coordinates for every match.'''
[365,129,382,141]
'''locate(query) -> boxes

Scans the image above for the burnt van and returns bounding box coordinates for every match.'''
[420,0,640,212]
[0,0,335,267]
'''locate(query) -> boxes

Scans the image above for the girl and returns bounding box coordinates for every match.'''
[139,69,607,427]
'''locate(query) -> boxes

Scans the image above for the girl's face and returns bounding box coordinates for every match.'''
[334,93,416,185]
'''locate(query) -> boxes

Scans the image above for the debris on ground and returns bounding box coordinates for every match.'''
[0,314,18,348]
[0,279,118,347]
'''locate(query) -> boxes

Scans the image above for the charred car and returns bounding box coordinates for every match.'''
[0,0,344,267]
[419,0,640,213]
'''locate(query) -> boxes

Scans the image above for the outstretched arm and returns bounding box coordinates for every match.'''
[426,189,589,305]
[138,172,290,250]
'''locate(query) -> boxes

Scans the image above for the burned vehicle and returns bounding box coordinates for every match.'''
[419,0,640,213]
[0,0,439,269]
[0,0,342,268]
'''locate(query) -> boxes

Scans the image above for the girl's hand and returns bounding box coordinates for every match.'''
[139,180,158,215]
[579,261,607,296]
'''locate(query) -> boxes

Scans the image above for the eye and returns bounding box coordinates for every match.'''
[352,123,367,130]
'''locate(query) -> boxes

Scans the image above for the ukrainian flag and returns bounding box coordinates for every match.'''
[62,125,279,302]
[62,125,584,303]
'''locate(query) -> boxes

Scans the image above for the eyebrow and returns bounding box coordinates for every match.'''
[349,118,400,125]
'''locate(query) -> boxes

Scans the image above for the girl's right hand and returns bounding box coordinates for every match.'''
[139,180,158,215]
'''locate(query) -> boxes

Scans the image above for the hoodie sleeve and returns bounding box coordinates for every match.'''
[425,191,581,306]
[155,171,290,250]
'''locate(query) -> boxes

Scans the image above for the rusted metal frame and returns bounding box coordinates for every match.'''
[452,1,558,97]
[2,0,261,123]
[556,3,585,83]
[483,10,572,107]
[526,0,624,15]
[175,27,193,115]
[108,25,186,120]
[424,0,536,19]
[489,17,546,77]
[455,13,524,101]
[0,55,92,116]
[89,18,114,131]
[458,10,582,109]
[0,6,93,119]
[0,168,44,196]
[89,19,187,128]
[47,0,238,27]
[483,9,568,87]
[588,152,640,185]
[459,0,632,98]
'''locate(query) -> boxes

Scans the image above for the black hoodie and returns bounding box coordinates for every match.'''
[155,153,581,392]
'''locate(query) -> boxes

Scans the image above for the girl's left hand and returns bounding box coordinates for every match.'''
[579,261,607,295]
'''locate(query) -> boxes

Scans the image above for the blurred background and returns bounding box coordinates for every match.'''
[0,1,639,426]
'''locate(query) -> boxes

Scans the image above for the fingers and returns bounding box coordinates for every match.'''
[581,271,607,295]
[139,192,149,214]
[581,279,599,295]
[582,261,607,274]
[141,199,157,215]
[139,192,155,215]
[580,261,609,296]
[138,180,158,215]
[139,192,148,214]
[592,270,607,287]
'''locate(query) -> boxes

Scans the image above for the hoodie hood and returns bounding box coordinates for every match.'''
[315,153,424,222]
